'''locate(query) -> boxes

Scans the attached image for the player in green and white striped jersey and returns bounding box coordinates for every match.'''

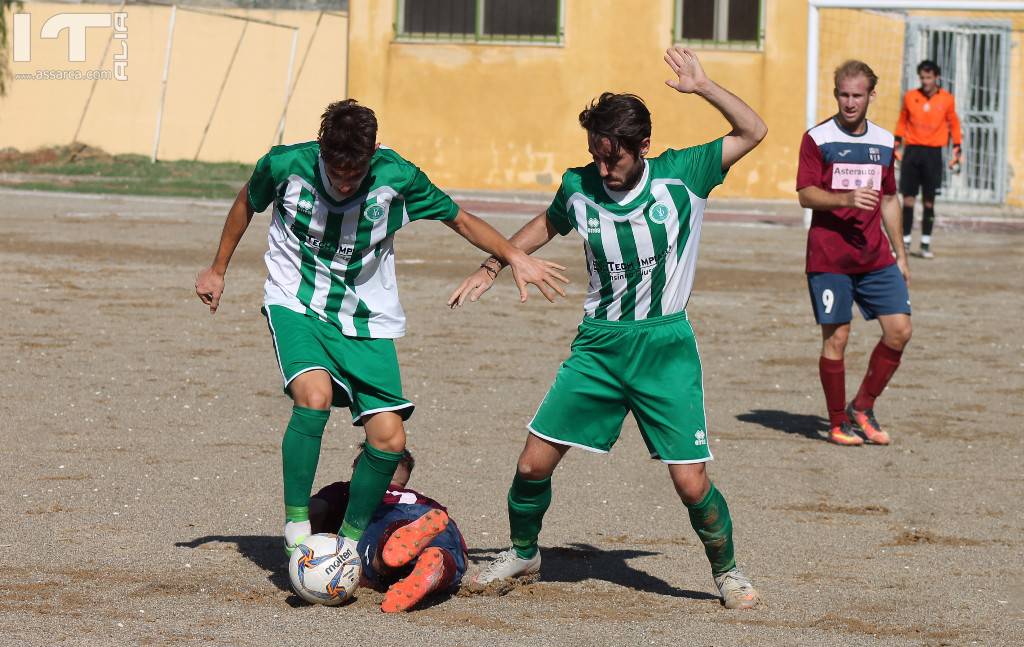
[450,48,767,609]
[195,100,568,567]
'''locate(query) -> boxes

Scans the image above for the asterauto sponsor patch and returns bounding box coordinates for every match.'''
[831,163,882,190]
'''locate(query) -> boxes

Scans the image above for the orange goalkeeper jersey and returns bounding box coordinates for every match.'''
[895,87,962,147]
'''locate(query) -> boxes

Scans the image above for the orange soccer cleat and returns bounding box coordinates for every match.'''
[382,508,449,569]
[847,404,891,445]
[828,421,865,446]
[380,547,448,613]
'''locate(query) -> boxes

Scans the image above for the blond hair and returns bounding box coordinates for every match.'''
[834,60,878,92]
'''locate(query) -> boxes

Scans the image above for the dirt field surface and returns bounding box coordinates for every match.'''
[1,188,1021,646]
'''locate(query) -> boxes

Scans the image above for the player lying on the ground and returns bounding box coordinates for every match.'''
[308,445,468,613]
[194,100,568,570]
[895,59,962,259]
[797,60,912,446]
[447,47,766,610]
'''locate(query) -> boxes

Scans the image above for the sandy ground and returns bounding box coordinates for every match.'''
[0,188,1021,646]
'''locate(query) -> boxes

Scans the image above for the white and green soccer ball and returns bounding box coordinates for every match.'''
[287,533,360,606]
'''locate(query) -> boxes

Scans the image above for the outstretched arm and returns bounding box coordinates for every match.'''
[444,209,568,304]
[664,47,767,170]
[447,212,560,308]
[195,184,256,314]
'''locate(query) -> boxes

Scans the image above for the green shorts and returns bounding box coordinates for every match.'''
[529,310,711,464]
[263,305,413,425]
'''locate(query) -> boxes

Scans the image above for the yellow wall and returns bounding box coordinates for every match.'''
[3,1,1021,204]
[349,0,809,199]
[1,3,347,162]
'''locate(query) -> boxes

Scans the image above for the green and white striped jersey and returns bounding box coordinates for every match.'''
[247,142,458,338]
[546,138,726,322]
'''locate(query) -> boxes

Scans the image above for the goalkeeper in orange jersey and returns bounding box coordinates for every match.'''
[895,60,962,259]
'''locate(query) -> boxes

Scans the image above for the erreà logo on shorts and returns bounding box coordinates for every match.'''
[586,216,601,234]
[649,202,670,224]
[364,204,386,223]
[694,430,707,446]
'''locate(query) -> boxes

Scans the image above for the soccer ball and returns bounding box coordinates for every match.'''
[287,533,361,605]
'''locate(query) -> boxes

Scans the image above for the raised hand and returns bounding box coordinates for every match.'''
[664,46,709,94]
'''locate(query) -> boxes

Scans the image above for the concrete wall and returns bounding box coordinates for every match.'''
[348,0,1023,204]
[349,0,808,200]
[1,2,348,162]
[3,1,1021,204]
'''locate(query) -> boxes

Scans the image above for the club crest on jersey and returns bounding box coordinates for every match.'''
[649,202,671,224]
[694,430,707,446]
[869,147,881,162]
[363,204,386,223]
[297,199,314,215]
[586,216,601,233]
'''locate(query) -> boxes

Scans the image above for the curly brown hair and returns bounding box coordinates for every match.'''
[318,99,378,169]
[578,92,652,159]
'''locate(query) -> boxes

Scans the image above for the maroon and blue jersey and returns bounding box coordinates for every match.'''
[797,117,898,275]
[310,481,468,553]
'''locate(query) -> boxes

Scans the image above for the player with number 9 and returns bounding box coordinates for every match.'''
[796,60,913,446]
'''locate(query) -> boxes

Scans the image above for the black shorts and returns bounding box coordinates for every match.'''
[899,145,943,200]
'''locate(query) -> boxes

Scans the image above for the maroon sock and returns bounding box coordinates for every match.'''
[819,356,848,427]
[853,341,903,411]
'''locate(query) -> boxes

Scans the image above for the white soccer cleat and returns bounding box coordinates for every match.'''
[284,520,312,557]
[472,548,541,585]
[714,568,760,609]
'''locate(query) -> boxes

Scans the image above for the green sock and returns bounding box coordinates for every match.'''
[686,483,736,576]
[508,473,552,559]
[340,442,402,540]
[281,406,330,522]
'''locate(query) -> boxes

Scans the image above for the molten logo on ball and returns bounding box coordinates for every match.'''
[288,533,361,606]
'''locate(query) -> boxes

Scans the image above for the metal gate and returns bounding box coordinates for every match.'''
[903,19,1011,204]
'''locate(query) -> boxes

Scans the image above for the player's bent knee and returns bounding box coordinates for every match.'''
[366,433,406,454]
[516,461,554,481]
[886,324,912,349]
[293,389,332,410]
[823,331,849,356]
[363,413,407,453]
[668,463,710,505]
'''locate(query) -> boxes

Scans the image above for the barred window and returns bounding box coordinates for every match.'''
[676,0,763,49]
[398,0,562,43]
